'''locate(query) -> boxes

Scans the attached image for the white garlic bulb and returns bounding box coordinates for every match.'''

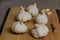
[27,3,38,16]
[17,6,32,22]
[31,24,49,38]
[11,21,28,33]
[36,13,48,24]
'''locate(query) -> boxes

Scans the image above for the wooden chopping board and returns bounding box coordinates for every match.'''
[0,7,60,40]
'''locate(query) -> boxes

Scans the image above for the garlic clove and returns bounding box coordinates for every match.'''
[36,14,48,24]
[17,6,32,22]
[27,3,38,16]
[11,21,28,33]
[45,9,52,15]
[46,9,50,12]
[47,11,52,15]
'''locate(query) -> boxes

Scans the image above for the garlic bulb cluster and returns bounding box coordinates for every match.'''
[11,3,49,38]
[11,21,28,33]
[31,24,49,38]
[36,14,48,24]
[33,9,49,38]
[27,3,38,16]
[17,6,32,22]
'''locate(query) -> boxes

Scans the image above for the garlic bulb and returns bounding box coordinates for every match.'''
[11,21,28,33]
[17,6,32,22]
[31,24,49,38]
[27,3,38,16]
[36,13,48,24]
[36,14,48,24]
[36,9,48,24]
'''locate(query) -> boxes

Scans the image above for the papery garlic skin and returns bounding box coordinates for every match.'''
[31,24,49,38]
[17,6,32,22]
[11,22,28,33]
[36,14,48,24]
[27,3,38,16]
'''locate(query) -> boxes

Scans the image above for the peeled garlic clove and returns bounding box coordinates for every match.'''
[17,6,32,22]
[47,11,52,15]
[45,9,52,15]
[31,29,39,38]
[36,14,48,24]
[46,9,50,12]
[27,3,38,16]
[11,21,28,33]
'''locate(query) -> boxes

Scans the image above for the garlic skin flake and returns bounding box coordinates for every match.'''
[27,3,38,16]
[17,6,32,22]
[11,21,28,33]
[36,14,48,24]
[31,24,49,38]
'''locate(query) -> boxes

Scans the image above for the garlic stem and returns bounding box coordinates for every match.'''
[33,3,36,7]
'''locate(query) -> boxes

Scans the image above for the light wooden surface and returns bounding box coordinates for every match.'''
[0,7,60,40]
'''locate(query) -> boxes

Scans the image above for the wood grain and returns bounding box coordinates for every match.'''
[0,7,60,40]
